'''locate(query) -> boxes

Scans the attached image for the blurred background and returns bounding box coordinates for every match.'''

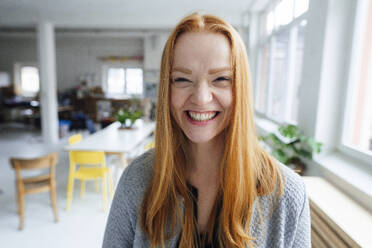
[0,0,371,247]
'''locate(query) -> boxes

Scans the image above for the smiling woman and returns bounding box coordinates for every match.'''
[103,12,310,248]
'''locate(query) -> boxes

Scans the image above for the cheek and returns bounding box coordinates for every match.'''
[219,88,233,110]
[170,88,184,119]
[170,88,186,111]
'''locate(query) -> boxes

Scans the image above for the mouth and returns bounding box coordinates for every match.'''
[185,110,220,122]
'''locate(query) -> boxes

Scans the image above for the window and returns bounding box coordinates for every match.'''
[267,29,290,122]
[104,66,143,96]
[343,0,372,155]
[0,72,10,87]
[255,44,270,113]
[294,0,310,18]
[275,0,293,28]
[126,68,143,95]
[255,0,309,124]
[14,63,40,97]
[21,67,40,94]
[107,68,125,95]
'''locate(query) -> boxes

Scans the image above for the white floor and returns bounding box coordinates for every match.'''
[0,123,135,248]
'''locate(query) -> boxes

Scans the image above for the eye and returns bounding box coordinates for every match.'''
[172,77,193,88]
[174,77,191,82]
[212,76,231,87]
[214,76,230,82]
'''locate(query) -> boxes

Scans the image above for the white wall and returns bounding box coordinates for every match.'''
[56,36,143,91]
[0,37,38,81]
[0,34,143,91]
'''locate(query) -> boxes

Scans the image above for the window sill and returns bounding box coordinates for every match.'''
[303,176,372,247]
[309,152,372,213]
[255,116,372,213]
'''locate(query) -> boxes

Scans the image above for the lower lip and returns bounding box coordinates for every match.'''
[185,112,218,126]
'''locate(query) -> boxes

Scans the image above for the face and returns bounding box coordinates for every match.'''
[170,32,233,144]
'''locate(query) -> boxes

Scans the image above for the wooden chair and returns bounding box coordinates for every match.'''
[10,152,59,230]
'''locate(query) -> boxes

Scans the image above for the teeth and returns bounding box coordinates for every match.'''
[188,111,217,121]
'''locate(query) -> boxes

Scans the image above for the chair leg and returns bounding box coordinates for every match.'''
[107,168,114,199]
[94,179,99,192]
[102,175,107,212]
[95,164,99,192]
[113,160,120,186]
[80,180,85,199]
[66,173,74,211]
[50,183,58,222]
[17,181,25,230]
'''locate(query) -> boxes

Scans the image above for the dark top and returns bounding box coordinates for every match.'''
[176,183,221,248]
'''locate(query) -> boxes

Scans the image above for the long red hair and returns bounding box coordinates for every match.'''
[141,12,283,247]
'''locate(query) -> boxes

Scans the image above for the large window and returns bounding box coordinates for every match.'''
[255,0,309,124]
[343,0,372,155]
[104,66,143,96]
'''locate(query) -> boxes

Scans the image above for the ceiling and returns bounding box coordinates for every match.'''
[0,0,269,29]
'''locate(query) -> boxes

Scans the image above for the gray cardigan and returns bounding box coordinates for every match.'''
[102,149,311,247]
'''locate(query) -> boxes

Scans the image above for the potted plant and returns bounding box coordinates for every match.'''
[116,108,142,129]
[259,124,322,175]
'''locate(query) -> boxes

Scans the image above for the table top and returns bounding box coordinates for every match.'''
[65,121,155,153]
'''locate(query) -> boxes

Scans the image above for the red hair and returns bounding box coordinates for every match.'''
[141,12,283,247]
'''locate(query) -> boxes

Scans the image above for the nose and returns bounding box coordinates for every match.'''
[191,80,213,105]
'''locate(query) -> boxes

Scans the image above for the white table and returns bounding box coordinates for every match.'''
[65,121,155,183]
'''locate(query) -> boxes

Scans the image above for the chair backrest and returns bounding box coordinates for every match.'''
[68,134,82,145]
[69,151,106,167]
[10,152,58,171]
[144,140,155,150]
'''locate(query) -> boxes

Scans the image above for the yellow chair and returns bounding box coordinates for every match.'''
[67,135,113,212]
[68,134,82,145]
[68,134,99,194]
[144,140,155,150]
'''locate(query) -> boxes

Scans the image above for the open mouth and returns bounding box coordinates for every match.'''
[186,110,220,122]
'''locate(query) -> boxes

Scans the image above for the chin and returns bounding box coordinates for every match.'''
[183,130,222,144]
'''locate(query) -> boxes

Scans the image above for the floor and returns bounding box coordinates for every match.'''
[0,123,140,248]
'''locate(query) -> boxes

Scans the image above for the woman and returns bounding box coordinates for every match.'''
[103,13,310,248]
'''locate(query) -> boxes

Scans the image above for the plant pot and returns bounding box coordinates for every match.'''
[287,157,306,175]
[119,119,133,129]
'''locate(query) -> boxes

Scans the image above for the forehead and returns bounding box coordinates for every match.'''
[172,32,231,69]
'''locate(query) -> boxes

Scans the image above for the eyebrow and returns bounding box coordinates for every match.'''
[172,67,192,74]
[208,67,231,74]
[172,66,231,75]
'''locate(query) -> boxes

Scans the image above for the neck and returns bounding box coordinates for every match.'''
[186,133,225,178]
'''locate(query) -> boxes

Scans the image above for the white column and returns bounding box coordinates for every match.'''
[37,22,59,144]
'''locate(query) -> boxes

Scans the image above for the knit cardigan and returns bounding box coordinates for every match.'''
[102,149,311,247]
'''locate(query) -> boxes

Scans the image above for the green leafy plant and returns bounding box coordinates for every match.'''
[259,124,322,167]
[116,109,142,127]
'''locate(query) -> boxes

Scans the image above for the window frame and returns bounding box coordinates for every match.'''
[339,0,372,167]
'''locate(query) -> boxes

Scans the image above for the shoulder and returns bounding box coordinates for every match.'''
[277,162,307,212]
[255,161,308,226]
[270,161,309,230]
[103,149,155,247]
[114,148,155,208]
[252,162,310,246]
